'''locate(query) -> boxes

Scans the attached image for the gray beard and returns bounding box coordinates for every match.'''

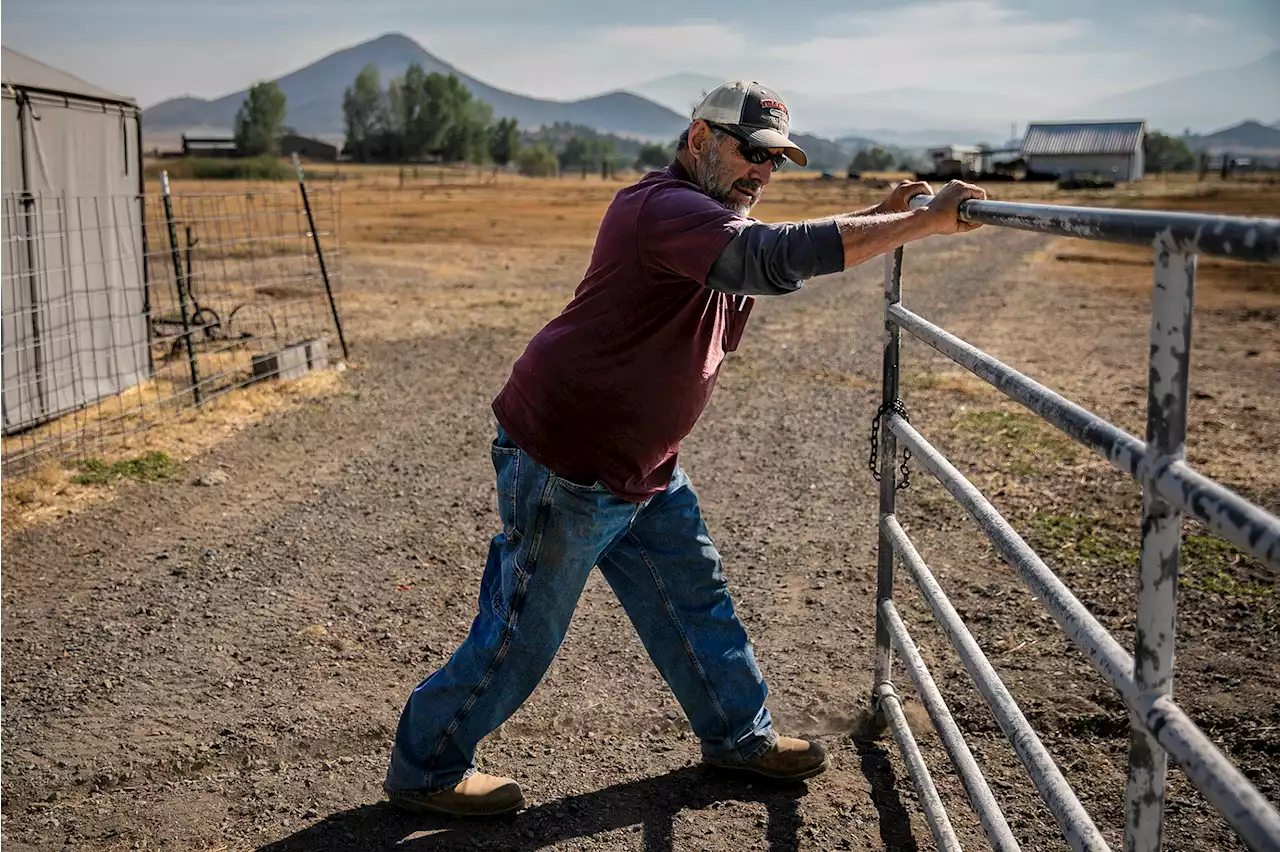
[696,143,758,216]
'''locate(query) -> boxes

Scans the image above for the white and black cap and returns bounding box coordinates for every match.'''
[691,81,808,167]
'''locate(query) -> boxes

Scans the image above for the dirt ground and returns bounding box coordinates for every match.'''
[2,172,1277,851]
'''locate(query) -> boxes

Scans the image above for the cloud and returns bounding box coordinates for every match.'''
[1147,10,1228,32]
[761,0,1095,95]
[7,0,1276,116]
[419,20,791,100]
[440,0,1118,105]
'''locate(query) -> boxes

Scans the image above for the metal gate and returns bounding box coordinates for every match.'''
[869,197,1280,851]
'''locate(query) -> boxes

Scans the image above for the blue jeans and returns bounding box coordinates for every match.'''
[385,424,776,793]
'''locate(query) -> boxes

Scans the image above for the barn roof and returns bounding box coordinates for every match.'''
[1022,120,1145,156]
[1,46,135,105]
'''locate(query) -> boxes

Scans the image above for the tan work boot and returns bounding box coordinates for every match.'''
[383,772,525,816]
[704,736,829,781]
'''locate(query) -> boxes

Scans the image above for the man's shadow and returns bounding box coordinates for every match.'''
[257,765,804,852]
[257,740,918,852]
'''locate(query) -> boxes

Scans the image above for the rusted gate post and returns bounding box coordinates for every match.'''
[160,171,202,404]
[292,153,349,360]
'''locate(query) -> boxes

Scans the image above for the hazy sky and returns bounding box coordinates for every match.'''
[4,0,1278,108]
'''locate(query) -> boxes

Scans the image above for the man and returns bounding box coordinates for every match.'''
[384,81,986,816]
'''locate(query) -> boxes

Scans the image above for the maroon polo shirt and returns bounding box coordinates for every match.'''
[491,160,754,502]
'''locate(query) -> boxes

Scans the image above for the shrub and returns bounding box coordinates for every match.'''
[516,143,559,177]
[145,156,292,181]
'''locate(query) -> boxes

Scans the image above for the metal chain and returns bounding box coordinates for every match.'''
[869,399,912,490]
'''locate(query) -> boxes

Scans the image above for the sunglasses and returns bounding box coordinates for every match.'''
[712,124,788,171]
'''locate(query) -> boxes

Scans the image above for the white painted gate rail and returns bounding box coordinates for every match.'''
[868,196,1280,852]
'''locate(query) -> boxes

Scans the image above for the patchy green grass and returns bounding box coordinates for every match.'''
[68,451,176,486]
[1179,535,1275,600]
[1027,513,1138,565]
[953,409,1079,476]
[905,370,991,396]
[1027,512,1275,601]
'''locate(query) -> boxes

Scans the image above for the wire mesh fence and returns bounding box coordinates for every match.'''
[1,181,343,479]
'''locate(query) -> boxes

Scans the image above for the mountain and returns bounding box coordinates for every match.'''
[628,73,1034,146]
[629,72,727,116]
[787,133,854,173]
[1183,120,1280,155]
[632,53,1280,147]
[1071,50,1280,135]
[143,33,687,142]
[800,87,1036,142]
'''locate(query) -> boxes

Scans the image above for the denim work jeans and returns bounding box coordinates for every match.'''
[385,424,776,793]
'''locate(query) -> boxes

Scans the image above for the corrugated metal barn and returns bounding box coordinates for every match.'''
[1022,120,1146,181]
[2,47,149,435]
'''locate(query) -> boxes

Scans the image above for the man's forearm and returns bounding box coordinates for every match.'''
[834,209,936,270]
[810,203,881,229]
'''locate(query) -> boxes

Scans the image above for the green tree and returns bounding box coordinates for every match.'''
[849,146,895,173]
[396,63,433,158]
[634,142,673,170]
[439,97,492,163]
[1145,130,1196,173]
[391,69,491,162]
[385,75,406,134]
[517,142,559,177]
[342,64,385,162]
[378,74,407,161]
[490,118,521,166]
[347,64,507,164]
[559,136,589,170]
[234,81,287,156]
[585,138,614,169]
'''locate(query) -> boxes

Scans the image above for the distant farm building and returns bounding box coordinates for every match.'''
[1021,120,1146,182]
[280,134,338,162]
[178,132,337,161]
[1,46,149,434]
[182,134,237,157]
[926,145,985,178]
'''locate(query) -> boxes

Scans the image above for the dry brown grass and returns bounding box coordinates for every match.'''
[1045,241,1280,311]
[1,368,347,538]
[8,166,1276,534]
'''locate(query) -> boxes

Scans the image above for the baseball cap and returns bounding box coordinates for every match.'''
[691,81,808,168]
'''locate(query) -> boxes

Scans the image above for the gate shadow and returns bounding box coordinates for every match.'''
[856,737,919,852]
[257,766,806,852]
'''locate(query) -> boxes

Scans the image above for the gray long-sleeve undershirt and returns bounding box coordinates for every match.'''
[705,220,846,296]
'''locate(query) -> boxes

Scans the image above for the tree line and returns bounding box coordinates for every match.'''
[341,65,503,164]
[241,71,1200,179]
[342,64,677,175]
[227,68,677,176]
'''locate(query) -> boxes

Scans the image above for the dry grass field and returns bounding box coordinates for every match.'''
[2,165,1277,851]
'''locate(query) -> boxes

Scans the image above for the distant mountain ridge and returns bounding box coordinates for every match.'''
[1071,51,1280,135]
[1183,120,1280,154]
[142,33,1280,161]
[632,50,1280,144]
[630,73,1031,142]
[142,33,688,142]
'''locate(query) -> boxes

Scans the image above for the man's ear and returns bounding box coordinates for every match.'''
[688,120,712,158]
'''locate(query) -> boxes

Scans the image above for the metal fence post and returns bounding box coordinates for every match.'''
[160,171,202,405]
[16,94,49,417]
[1125,233,1196,850]
[873,246,905,711]
[292,153,349,360]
